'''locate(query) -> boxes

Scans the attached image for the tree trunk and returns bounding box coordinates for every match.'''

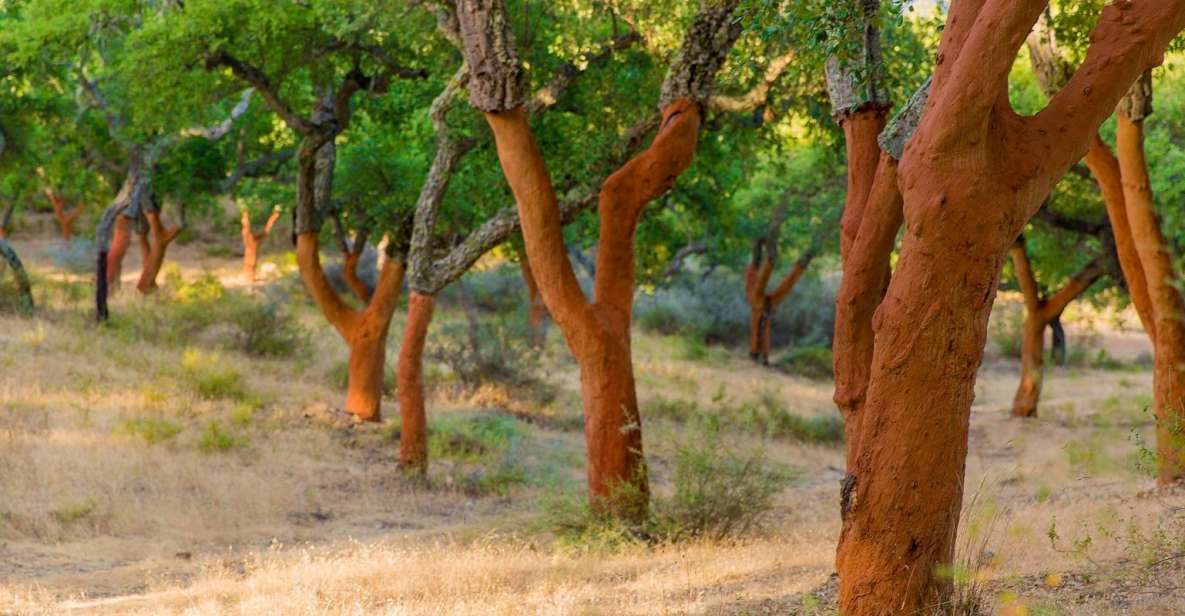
[0,239,34,314]
[1117,115,1185,485]
[397,292,435,474]
[136,211,181,294]
[0,202,14,239]
[46,190,82,242]
[1013,309,1046,418]
[107,214,133,289]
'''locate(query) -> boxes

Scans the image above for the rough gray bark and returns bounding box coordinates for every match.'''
[456,0,527,113]
[824,0,889,118]
[1118,70,1154,122]
[877,78,931,161]
[407,65,476,293]
[0,239,33,314]
[657,0,744,110]
[1025,8,1075,100]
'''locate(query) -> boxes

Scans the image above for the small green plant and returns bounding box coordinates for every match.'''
[181,348,251,401]
[198,420,248,453]
[51,498,97,524]
[428,412,529,496]
[230,401,260,426]
[1034,484,1053,503]
[115,417,183,444]
[223,296,307,357]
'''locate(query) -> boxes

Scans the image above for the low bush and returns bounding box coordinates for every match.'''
[644,393,844,445]
[198,420,249,453]
[634,269,837,351]
[181,348,252,402]
[115,417,184,444]
[540,434,791,549]
[426,314,541,393]
[425,411,530,496]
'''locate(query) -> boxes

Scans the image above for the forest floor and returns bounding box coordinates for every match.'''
[1,231,1183,615]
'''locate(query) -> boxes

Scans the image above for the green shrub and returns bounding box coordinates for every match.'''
[51,498,98,524]
[115,417,183,444]
[540,436,791,549]
[428,412,530,496]
[775,346,834,380]
[224,296,306,357]
[643,394,844,445]
[198,420,248,453]
[427,315,541,392]
[181,349,251,401]
[634,270,837,349]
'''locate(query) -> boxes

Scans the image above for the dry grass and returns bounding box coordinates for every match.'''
[0,238,1183,615]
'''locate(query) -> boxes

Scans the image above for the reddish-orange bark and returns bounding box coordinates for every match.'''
[397,292,435,474]
[240,207,281,283]
[483,100,701,517]
[296,232,405,421]
[1009,240,1103,417]
[834,2,1185,610]
[106,214,133,288]
[1116,116,1185,485]
[135,211,181,294]
[45,190,83,241]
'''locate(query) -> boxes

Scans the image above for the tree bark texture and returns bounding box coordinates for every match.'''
[832,2,1185,612]
[0,239,33,314]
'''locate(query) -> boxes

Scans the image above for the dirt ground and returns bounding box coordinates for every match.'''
[1,231,1182,615]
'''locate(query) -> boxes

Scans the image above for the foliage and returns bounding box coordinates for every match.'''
[775,346,834,380]
[115,417,184,445]
[425,411,530,496]
[181,348,251,402]
[645,392,844,445]
[198,420,249,453]
[540,432,791,549]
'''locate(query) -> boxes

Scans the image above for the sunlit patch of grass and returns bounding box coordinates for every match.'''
[50,498,98,525]
[181,348,252,402]
[115,417,184,444]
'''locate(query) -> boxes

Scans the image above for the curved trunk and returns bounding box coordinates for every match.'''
[0,239,34,314]
[1117,116,1185,485]
[136,212,180,294]
[47,191,82,242]
[1013,312,1046,418]
[107,214,133,289]
[397,292,435,474]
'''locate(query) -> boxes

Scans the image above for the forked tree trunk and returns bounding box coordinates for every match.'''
[46,190,83,242]
[458,0,741,517]
[397,292,435,473]
[136,211,181,294]
[296,232,405,421]
[832,2,1185,611]
[745,240,811,365]
[241,207,281,283]
[1008,240,1102,417]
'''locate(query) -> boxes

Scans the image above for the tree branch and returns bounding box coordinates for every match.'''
[205,51,316,135]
